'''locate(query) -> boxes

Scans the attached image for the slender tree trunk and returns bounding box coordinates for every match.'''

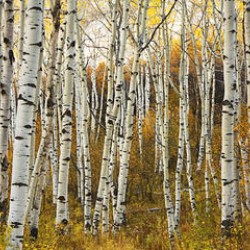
[16,0,26,81]
[221,0,237,237]
[243,0,250,211]
[114,0,150,228]
[93,0,130,234]
[76,23,92,232]
[56,0,76,230]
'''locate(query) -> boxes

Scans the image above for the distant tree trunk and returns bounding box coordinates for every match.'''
[7,0,44,248]
[96,64,107,143]
[90,56,99,140]
[221,0,237,237]
[144,63,150,114]
[76,23,92,232]
[137,66,144,157]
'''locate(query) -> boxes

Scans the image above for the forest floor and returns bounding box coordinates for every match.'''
[1,186,248,250]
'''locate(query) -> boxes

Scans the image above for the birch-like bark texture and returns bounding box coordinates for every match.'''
[114,0,150,228]
[75,74,84,203]
[221,0,237,236]
[56,0,76,228]
[29,153,47,239]
[93,0,130,234]
[76,23,92,232]
[7,0,44,248]
[0,0,2,77]
[244,0,250,210]
[90,57,98,140]
[0,0,14,222]
[28,29,44,178]
[161,4,175,240]
[16,0,26,80]
[144,63,150,114]
[26,0,60,222]
[55,21,66,145]
[96,64,107,143]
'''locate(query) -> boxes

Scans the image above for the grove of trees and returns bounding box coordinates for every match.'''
[0,0,250,249]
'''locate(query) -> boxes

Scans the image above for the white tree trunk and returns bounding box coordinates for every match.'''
[114,0,149,228]
[7,0,44,248]
[244,0,250,211]
[221,0,237,236]
[16,0,26,81]
[0,0,14,222]
[56,0,76,229]
[93,0,130,234]
[76,23,92,231]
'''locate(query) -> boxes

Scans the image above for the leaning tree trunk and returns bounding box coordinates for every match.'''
[7,0,44,248]
[221,0,237,237]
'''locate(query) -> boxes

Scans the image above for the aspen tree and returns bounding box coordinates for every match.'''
[185,3,204,172]
[75,73,84,203]
[233,40,243,221]
[76,22,92,231]
[144,63,151,114]
[106,0,118,116]
[185,1,221,210]
[202,1,212,212]
[174,0,197,230]
[243,0,250,210]
[29,153,47,239]
[0,0,2,76]
[55,21,66,145]
[7,0,44,248]
[96,64,107,143]
[221,0,237,236]
[156,51,164,173]
[161,1,175,240]
[114,0,150,228]
[28,28,44,178]
[90,56,99,139]
[102,118,119,233]
[0,0,14,222]
[56,0,76,229]
[93,0,130,234]
[16,0,26,80]
[137,66,144,157]
[25,0,60,222]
